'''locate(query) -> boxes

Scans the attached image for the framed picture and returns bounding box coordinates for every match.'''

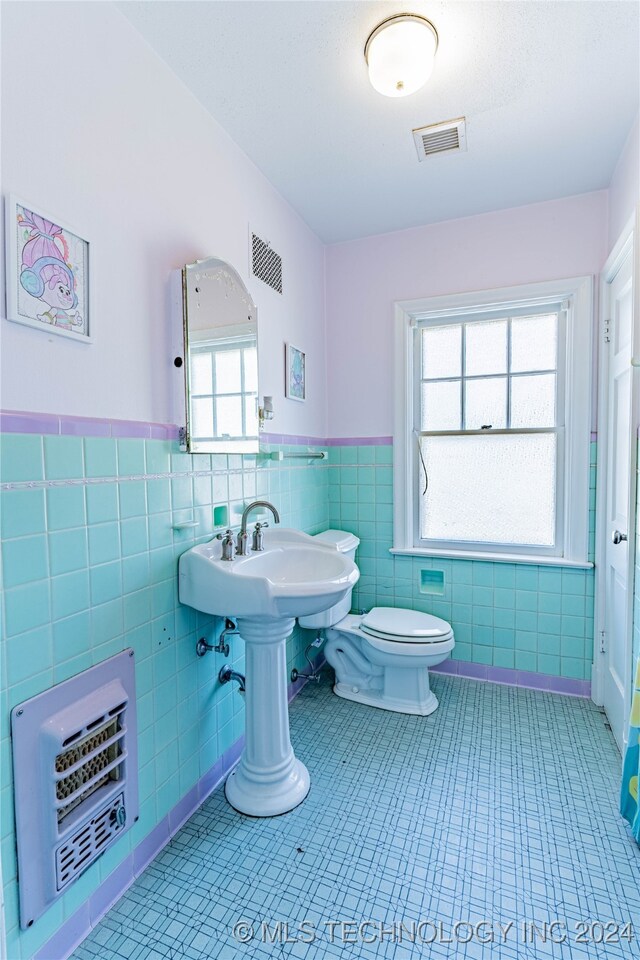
[285,342,305,401]
[5,195,92,342]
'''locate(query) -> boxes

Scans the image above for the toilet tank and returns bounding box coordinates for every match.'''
[298,529,360,629]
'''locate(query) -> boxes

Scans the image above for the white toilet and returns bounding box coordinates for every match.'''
[298,530,455,716]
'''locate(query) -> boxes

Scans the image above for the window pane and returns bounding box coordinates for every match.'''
[511,314,557,372]
[511,374,556,428]
[215,350,241,394]
[191,353,212,395]
[419,433,556,545]
[216,396,243,437]
[465,377,507,429]
[421,381,461,431]
[422,325,461,379]
[245,395,259,436]
[465,319,507,376]
[192,398,213,439]
[243,347,258,393]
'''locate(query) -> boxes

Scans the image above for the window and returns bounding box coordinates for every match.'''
[189,336,258,443]
[393,278,593,566]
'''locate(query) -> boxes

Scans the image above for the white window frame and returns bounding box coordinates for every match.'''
[392,277,594,568]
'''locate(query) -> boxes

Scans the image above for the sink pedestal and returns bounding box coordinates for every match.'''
[224,616,310,817]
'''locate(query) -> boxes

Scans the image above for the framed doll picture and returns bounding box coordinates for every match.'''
[5,196,92,342]
[285,342,305,401]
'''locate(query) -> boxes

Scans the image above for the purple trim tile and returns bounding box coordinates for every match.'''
[485,666,515,685]
[223,735,245,770]
[549,676,591,697]
[132,816,169,878]
[590,431,597,441]
[261,432,327,446]
[458,662,489,681]
[326,436,393,447]
[431,659,458,676]
[89,855,134,925]
[1,410,181,442]
[111,419,151,439]
[60,416,112,438]
[517,670,551,691]
[199,758,224,801]
[168,785,199,834]
[1,411,397,447]
[33,902,91,960]
[432,658,591,698]
[149,423,180,441]
[0,410,61,435]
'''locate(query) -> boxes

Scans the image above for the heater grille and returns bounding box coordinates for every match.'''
[251,232,283,294]
[56,793,126,889]
[413,117,467,161]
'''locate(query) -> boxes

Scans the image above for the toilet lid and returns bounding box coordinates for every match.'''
[361,607,452,643]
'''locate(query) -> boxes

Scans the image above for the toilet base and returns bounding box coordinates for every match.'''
[333,681,439,716]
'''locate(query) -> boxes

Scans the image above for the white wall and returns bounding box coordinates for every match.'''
[608,115,640,251]
[325,192,608,437]
[0,2,327,438]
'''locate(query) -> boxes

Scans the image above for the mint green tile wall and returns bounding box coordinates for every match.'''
[0,433,329,959]
[327,442,596,682]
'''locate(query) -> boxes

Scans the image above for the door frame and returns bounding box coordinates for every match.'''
[593,209,639,745]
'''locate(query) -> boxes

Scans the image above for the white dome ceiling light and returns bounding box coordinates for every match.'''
[364,14,438,98]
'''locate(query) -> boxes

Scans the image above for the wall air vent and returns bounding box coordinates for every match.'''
[251,232,283,294]
[413,117,467,161]
[11,650,138,929]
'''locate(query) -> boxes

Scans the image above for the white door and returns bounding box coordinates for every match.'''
[602,247,635,752]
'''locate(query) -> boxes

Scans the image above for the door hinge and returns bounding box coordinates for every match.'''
[604,318,612,343]
[599,630,606,653]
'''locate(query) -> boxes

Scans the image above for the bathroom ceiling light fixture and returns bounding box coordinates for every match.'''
[364,14,438,98]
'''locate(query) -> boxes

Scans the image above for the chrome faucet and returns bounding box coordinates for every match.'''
[237,500,280,554]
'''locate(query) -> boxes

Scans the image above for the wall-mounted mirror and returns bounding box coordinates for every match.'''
[181,256,259,454]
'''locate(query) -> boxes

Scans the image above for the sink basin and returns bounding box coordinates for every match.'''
[179,527,359,620]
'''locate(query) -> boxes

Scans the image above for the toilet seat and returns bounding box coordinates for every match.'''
[360,607,453,644]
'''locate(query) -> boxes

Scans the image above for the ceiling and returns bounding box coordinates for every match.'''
[120,1,640,244]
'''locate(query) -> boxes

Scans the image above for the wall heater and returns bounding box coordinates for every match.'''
[11,649,138,929]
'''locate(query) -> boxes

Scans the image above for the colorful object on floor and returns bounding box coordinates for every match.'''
[620,658,640,843]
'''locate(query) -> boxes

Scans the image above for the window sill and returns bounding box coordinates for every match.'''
[389,547,593,569]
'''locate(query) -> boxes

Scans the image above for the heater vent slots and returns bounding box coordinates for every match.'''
[251,232,283,294]
[55,711,125,824]
[11,650,138,929]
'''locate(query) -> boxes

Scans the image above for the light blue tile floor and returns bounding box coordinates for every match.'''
[71,674,640,959]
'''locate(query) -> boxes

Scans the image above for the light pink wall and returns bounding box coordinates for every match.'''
[0,3,327,438]
[325,192,608,437]
[608,115,639,251]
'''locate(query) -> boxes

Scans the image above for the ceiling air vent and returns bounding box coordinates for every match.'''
[413,117,467,161]
[251,232,283,294]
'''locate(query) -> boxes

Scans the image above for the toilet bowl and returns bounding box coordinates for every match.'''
[298,530,455,716]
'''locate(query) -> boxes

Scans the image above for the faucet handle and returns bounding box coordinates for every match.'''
[216,529,236,561]
[252,521,268,552]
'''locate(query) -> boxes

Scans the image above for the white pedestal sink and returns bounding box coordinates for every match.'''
[179,528,359,816]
